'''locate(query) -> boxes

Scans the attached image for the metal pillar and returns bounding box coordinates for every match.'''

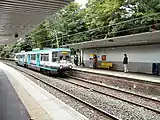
[80,49,84,66]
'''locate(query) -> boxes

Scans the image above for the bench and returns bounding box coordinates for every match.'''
[98,62,113,69]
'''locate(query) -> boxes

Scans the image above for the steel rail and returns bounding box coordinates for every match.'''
[59,76,160,114]
[4,62,120,120]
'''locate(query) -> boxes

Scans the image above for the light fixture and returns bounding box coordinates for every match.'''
[59,65,63,69]
[69,65,72,69]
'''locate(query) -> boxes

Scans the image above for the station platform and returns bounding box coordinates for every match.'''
[73,66,160,84]
[0,62,89,120]
[0,69,30,120]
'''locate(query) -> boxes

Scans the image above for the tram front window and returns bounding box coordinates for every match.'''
[60,55,70,62]
[52,52,58,62]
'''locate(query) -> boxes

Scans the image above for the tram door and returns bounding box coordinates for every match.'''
[18,55,20,63]
[28,54,31,65]
[36,54,40,66]
[89,54,96,68]
[22,55,24,64]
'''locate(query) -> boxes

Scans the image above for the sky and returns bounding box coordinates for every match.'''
[74,0,88,8]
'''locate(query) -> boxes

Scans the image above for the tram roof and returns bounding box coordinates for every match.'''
[27,48,71,53]
[62,31,160,49]
[0,0,73,44]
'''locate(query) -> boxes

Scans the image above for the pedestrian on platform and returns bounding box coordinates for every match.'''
[93,55,97,69]
[74,54,78,66]
[123,54,128,73]
[150,23,157,32]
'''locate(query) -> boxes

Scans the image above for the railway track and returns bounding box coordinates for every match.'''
[59,76,160,114]
[68,75,160,102]
[3,61,160,120]
[3,62,119,120]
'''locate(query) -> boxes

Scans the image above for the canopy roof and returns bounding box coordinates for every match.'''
[62,31,160,49]
[0,0,72,44]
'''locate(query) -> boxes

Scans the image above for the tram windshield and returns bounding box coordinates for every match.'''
[52,51,71,62]
[60,55,70,61]
[59,51,71,62]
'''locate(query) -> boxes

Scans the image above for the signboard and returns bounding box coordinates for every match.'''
[61,52,68,55]
[101,55,106,61]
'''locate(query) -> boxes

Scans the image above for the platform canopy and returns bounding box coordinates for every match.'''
[0,0,72,44]
[62,31,160,49]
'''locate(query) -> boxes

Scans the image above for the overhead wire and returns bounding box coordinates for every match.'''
[25,12,160,47]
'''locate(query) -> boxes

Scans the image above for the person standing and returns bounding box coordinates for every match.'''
[93,55,97,69]
[150,24,156,32]
[123,54,128,73]
[74,54,78,66]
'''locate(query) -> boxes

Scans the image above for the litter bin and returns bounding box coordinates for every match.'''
[152,63,160,75]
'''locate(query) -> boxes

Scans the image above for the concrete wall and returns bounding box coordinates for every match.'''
[83,44,160,74]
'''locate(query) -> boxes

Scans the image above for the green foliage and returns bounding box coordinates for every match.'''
[26,0,160,48]
[85,0,123,28]
[0,45,4,52]
[0,38,32,58]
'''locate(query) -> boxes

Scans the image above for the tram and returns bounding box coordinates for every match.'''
[15,48,73,74]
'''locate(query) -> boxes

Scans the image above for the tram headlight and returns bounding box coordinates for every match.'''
[69,65,72,69]
[59,65,63,69]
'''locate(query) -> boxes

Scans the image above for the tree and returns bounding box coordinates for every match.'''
[0,45,4,52]
[0,38,32,58]
[85,0,123,28]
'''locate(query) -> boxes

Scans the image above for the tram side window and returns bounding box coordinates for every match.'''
[20,55,23,59]
[52,52,58,62]
[44,54,46,61]
[44,54,49,61]
[31,54,36,60]
[41,54,44,61]
[34,54,36,60]
[31,54,33,60]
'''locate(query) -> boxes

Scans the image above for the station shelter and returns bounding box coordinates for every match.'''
[62,31,160,75]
